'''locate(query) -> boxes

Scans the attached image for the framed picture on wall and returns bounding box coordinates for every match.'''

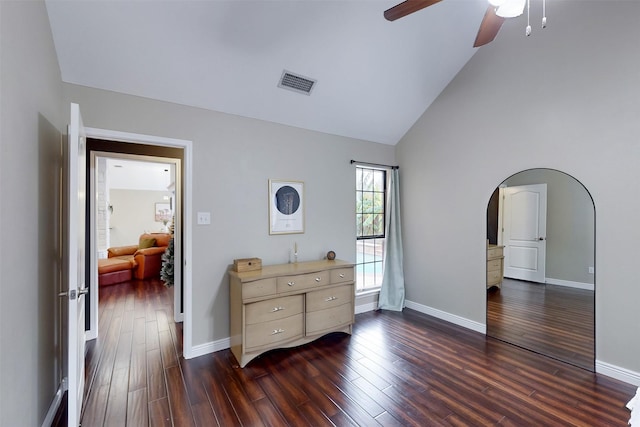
[154,202,171,222]
[269,180,304,235]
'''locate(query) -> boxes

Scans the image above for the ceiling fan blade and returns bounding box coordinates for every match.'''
[473,6,506,47]
[384,0,443,22]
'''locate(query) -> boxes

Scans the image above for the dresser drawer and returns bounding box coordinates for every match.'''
[306,285,353,313]
[330,268,354,284]
[487,246,503,259]
[306,303,353,335]
[245,295,303,325]
[242,278,276,300]
[276,270,330,293]
[487,258,502,272]
[245,313,304,351]
[487,269,502,285]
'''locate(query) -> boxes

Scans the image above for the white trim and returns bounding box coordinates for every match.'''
[41,378,67,427]
[87,152,99,342]
[84,127,195,359]
[355,289,379,314]
[190,337,231,359]
[405,299,486,334]
[596,360,640,386]
[545,277,594,291]
[356,288,381,298]
[355,300,378,314]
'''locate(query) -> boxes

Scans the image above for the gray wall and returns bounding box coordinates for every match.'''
[62,83,396,346]
[0,1,65,425]
[397,0,640,374]
[503,169,595,285]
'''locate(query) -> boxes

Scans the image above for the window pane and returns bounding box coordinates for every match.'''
[374,170,385,191]
[362,214,373,236]
[373,192,384,213]
[373,239,384,260]
[364,265,376,288]
[356,168,363,191]
[356,192,363,213]
[362,192,373,213]
[356,214,363,237]
[373,214,384,236]
[356,264,364,291]
[374,261,384,285]
[362,169,373,191]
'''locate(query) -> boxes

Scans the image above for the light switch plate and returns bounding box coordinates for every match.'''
[197,211,211,225]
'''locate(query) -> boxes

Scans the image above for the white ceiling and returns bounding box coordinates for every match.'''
[106,157,173,191]
[46,0,492,145]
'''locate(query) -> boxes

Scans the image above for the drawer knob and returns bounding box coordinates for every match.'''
[271,328,285,335]
[325,296,338,302]
[287,281,295,287]
[339,273,345,278]
[315,277,321,282]
[271,306,284,312]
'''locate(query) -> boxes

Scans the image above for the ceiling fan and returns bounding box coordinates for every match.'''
[384,0,528,47]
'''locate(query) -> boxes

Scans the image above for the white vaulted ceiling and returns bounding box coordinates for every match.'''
[45,0,491,145]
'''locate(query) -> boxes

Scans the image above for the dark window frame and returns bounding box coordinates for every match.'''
[355,166,387,291]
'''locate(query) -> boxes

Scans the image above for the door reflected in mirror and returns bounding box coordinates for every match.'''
[486,169,595,371]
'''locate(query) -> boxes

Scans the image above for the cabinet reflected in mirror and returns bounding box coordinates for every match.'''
[486,169,595,371]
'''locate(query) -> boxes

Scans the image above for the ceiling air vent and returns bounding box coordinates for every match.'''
[278,70,316,95]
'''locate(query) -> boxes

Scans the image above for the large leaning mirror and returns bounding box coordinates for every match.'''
[486,168,595,371]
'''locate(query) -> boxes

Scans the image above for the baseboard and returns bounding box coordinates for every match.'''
[405,299,486,334]
[545,277,594,291]
[188,300,486,358]
[42,378,67,427]
[355,301,377,314]
[189,337,230,358]
[596,360,640,386]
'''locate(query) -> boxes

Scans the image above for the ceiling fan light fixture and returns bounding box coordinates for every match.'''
[488,0,506,6]
[496,0,526,18]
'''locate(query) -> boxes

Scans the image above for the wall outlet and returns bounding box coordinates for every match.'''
[588,266,594,274]
[197,211,211,225]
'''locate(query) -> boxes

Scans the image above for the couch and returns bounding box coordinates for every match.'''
[103,232,171,282]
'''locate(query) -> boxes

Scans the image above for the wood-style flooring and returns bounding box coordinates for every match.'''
[79,278,634,426]
[487,278,595,371]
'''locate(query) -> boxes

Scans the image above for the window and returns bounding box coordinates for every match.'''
[355,166,386,292]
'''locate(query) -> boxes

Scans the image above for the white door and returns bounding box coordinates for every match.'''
[501,184,547,283]
[67,103,87,427]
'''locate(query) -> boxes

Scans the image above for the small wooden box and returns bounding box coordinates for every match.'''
[233,258,262,272]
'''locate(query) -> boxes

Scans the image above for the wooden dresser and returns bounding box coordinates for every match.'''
[487,244,504,289]
[229,259,355,367]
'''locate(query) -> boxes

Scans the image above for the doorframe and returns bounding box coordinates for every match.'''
[84,127,195,359]
[90,152,183,322]
[498,183,548,283]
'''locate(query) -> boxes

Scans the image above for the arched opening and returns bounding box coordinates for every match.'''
[486,168,595,370]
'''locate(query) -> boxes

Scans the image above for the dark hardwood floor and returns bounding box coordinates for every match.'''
[487,278,595,371]
[79,278,634,426]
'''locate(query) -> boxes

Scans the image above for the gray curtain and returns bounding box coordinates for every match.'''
[378,168,405,311]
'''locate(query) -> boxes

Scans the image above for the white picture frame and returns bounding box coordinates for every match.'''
[269,179,304,235]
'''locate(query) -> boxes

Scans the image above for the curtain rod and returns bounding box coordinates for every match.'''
[350,160,399,170]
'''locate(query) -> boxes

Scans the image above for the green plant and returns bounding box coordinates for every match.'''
[161,238,174,287]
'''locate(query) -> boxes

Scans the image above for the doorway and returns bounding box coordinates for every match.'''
[500,184,547,283]
[486,169,595,370]
[83,128,194,359]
